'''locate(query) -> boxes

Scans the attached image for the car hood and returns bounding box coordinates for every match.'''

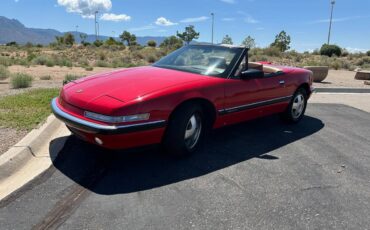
[62,66,208,110]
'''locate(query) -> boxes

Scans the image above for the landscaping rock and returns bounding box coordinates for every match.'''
[355,71,370,80]
[304,66,329,82]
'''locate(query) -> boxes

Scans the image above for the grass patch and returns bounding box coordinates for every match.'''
[0,65,11,80]
[40,75,52,80]
[0,88,60,130]
[63,74,80,85]
[11,73,33,88]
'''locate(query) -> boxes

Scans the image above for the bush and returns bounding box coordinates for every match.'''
[85,66,93,71]
[0,65,11,80]
[147,40,157,47]
[367,51,370,56]
[63,74,80,84]
[40,75,52,80]
[95,60,110,67]
[93,40,103,47]
[320,44,342,57]
[11,73,33,88]
[0,56,13,66]
[32,56,50,65]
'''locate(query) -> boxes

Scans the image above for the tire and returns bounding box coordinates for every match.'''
[163,103,205,157]
[281,88,308,123]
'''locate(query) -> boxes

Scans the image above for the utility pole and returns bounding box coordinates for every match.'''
[327,0,335,44]
[94,11,99,41]
[211,13,214,44]
[75,25,78,34]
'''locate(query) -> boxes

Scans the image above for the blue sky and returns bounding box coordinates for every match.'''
[1,0,369,52]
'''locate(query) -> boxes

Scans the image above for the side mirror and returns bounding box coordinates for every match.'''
[240,69,264,79]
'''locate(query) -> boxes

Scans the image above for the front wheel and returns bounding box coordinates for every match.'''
[281,88,308,123]
[163,103,205,157]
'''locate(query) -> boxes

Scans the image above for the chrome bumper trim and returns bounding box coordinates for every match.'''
[51,98,166,134]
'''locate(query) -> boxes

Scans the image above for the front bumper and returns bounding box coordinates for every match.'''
[51,98,166,135]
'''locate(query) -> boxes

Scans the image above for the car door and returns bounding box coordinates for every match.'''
[220,59,291,126]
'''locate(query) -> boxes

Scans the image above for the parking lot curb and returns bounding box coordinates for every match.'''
[0,115,70,200]
[315,87,370,93]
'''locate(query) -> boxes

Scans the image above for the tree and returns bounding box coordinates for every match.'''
[119,31,137,46]
[159,36,183,51]
[176,25,200,45]
[320,44,342,57]
[64,33,75,45]
[270,30,291,52]
[105,37,118,46]
[147,40,157,47]
[221,35,233,45]
[55,36,64,45]
[241,36,256,49]
[79,33,87,44]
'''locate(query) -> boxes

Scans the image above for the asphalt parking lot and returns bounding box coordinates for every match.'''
[1,103,370,230]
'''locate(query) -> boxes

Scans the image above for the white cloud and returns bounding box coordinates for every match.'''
[100,13,131,22]
[155,17,177,26]
[57,0,112,18]
[220,0,236,4]
[222,17,235,21]
[244,15,259,24]
[237,11,259,24]
[180,16,209,23]
[346,47,367,53]
[310,16,369,24]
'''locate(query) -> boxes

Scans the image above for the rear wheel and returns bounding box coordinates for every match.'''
[281,88,308,123]
[163,103,205,157]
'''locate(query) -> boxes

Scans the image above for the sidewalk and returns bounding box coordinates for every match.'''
[310,92,370,113]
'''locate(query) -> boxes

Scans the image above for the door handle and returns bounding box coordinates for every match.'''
[279,80,285,85]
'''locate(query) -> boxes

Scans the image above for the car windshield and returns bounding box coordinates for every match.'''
[153,45,244,77]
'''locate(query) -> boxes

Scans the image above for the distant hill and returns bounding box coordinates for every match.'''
[0,16,166,46]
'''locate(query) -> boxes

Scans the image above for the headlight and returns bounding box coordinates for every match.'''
[84,111,150,123]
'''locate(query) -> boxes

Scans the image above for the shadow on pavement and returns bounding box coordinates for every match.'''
[49,115,324,195]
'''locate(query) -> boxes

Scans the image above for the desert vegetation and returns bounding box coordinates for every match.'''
[0,26,369,75]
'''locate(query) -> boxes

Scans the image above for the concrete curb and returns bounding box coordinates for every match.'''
[0,115,70,200]
[315,87,370,93]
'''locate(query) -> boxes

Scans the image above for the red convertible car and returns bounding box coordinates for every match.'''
[52,44,314,156]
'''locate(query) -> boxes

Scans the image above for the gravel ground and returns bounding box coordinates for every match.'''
[313,70,370,88]
[0,128,27,155]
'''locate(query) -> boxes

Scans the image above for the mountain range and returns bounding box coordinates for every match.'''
[0,16,166,46]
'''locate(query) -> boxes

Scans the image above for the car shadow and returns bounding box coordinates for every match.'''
[49,115,324,195]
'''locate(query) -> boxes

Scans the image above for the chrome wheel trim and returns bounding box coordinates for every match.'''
[291,93,305,119]
[184,113,202,150]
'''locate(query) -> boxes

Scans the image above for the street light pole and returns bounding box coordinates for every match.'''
[211,13,214,44]
[327,0,335,44]
[94,11,99,41]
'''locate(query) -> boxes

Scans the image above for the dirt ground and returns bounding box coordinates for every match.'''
[313,70,370,88]
[0,65,114,97]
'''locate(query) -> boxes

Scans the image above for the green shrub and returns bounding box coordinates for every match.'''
[11,73,33,88]
[40,75,52,80]
[0,65,11,80]
[320,44,342,57]
[95,60,110,67]
[0,56,13,66]
[32,56,50,65]
[46,59,55,67]
[146,54,157,63]
[63,74,80,84]
[85,66,93,71]
[147,40,157,47]
[262,46,281,57]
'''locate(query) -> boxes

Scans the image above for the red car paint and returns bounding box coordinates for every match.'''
[52,46,313,150]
